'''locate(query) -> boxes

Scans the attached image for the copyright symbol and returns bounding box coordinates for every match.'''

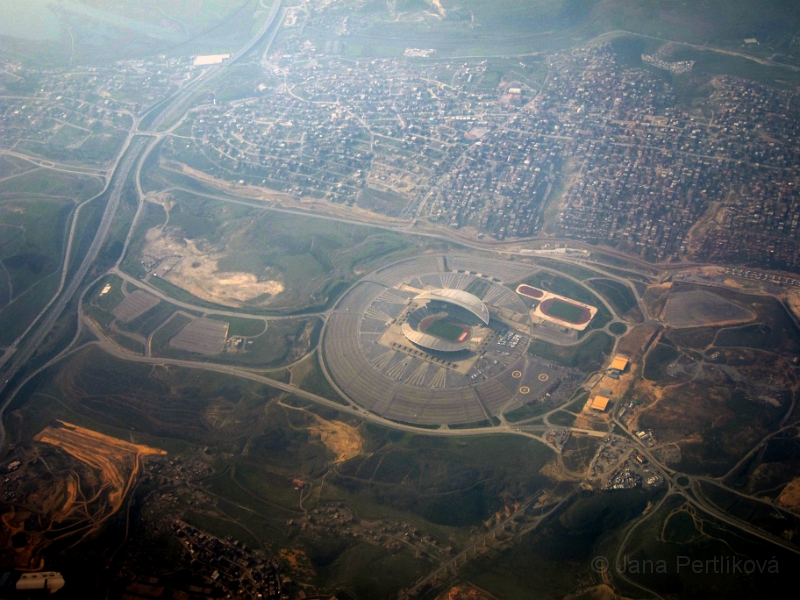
[591,556,609,573]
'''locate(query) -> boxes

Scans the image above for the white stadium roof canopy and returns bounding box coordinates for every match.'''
[414,288,490,325]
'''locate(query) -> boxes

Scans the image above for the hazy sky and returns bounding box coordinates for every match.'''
[0,0,61,41]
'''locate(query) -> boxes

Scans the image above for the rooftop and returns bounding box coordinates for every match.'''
[609,356,629,371]
[415,288,490,325]
[590,396,611,411]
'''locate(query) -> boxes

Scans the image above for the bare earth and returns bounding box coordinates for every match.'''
[143,227,284,307]
[1,422,164,568]
[783,288,800,321]
[778,478,800,514]
[34,421,165,508]
[308,416,363,464]
[662,289,754,328]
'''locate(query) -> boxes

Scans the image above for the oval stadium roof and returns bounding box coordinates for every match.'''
[414,288,490,325]
[401,322,471,352]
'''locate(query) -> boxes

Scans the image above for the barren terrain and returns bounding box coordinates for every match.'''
[143,226,284,307]
[0,422,165,568]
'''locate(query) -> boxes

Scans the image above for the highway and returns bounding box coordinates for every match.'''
[143,0,283,132]
[1,0,799,586]
[606,413,800,572]
[0,136,146,445]
[0,1,285,449]
[155,179,785,280]
[79,316,554,444]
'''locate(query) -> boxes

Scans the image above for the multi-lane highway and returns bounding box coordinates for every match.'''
[1,0,798,585]
[0,137,146,382]
[0,1,286,448]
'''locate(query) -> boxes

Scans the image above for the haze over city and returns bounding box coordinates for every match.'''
[1,1,800,598]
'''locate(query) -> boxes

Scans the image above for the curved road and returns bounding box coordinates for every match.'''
[0,1,285,449]
[1,2,798,582]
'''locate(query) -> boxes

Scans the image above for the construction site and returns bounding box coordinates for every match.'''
[0,422,165,569]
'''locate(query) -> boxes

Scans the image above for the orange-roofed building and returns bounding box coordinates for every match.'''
[609,356,629,372]
[591,396,610,412]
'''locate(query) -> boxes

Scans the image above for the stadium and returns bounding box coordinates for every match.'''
[517,284,597,332]
[319,254,591,426]
[401,289,490,352]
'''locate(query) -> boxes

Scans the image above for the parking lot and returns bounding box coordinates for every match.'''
[169,318,229,355]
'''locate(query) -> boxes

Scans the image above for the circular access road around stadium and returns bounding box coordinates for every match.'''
[320,254,582,426]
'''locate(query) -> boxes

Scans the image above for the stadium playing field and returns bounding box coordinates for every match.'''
[423,319,469,342]
[516,284,544,299]
[540,298,590,324]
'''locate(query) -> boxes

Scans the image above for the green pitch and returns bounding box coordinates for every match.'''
[425,319,468,342]
[545,299,586,322]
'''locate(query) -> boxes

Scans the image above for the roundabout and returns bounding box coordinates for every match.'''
[322,255,583,426]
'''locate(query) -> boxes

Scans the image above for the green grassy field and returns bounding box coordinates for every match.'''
[542,298,586,323]
[82,275,127,327]
[0,198,72,299]
[5,345,563,596]
[469,488,659,598]
[117,302,177,337]
[528,330,614,373]
[609,321,628,335]
[588,278,640,319]
[150,313,193,355]
[563,391,591,413]
[0,271,60,345]
[67,193,109,280]
[333,432,553,527]
[548,410,577,427]
[0,169,102,200]
[424,319,468,342]
[120,181,421,313]
[643,341,680,381]
[294,351,349,406]
[615,492,800,598]
[207,314,266,337]
[520,271,612,331]
[154,316,318,368]
[561,434,601,472]
[534,258,600,280]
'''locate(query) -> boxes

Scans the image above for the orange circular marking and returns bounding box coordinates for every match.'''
[538,373,549,382]
[519,386,531,395]
[512,370,523,379]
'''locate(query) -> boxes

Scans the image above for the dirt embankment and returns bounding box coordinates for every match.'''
[783,289,800,322]
[279,548,316,579]
[641,282,672,320]
[778,478,800,514]
[143,227,284,307]
[277,398,363,463]
[1,422,165,568]
[308,416,363,464]
[34,421,166,511]
[165,161,413,226]
[616,324,661,362]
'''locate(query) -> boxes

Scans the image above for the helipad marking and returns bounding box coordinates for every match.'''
[519,386,531,395]
[538,373,549,382]
[512,370,523,379]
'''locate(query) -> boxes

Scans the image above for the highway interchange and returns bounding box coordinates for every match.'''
[1,2,800,594]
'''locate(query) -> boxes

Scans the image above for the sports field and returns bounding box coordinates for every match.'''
[540,298,591,324]
[422,318,470,342]
[517,284,544,299]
